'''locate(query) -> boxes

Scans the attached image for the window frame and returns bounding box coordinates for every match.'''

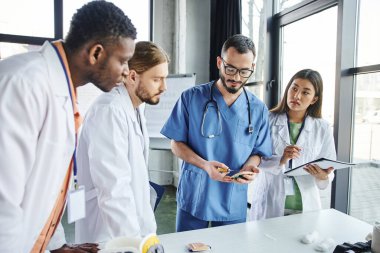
[0,0,63,45]
[0,0,153,46]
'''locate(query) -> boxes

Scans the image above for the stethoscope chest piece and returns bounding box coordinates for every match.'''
[248,125,254,134]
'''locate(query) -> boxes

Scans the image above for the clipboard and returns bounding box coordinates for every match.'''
[284,158,355,176]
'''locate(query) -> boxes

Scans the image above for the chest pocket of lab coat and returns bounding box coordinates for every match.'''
[234,119,258,146]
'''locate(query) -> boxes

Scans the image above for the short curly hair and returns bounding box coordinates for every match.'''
[65,0,137,52]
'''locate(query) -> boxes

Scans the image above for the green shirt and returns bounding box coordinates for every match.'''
[285,122,303,211]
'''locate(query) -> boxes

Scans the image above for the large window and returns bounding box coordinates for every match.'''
[279,6,337,209]
[350,0,380,224]
[0,1,54,38]
[356,0,380,67]
[63,0,150,41]
[281,7,337,125]
[242,0,267,100]
[351,72,380,224]
[276,0,304,13]
[1,0,151,114]
[1,1,151,57]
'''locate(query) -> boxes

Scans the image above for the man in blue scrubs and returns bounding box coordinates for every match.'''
[161,34,272,231]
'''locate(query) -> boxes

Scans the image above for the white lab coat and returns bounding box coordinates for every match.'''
[248,112,336,220]
[0,42,73,252]
[75,85,157,243]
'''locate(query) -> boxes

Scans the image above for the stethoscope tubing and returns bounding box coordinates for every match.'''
[201,81,253,138]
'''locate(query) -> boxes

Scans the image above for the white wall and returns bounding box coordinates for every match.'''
[186,0,210,84]
[149,0,211,185]
[152,0,176,74]
[153,0,210,82]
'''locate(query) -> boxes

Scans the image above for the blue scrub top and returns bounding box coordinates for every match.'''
[161,81,272,221]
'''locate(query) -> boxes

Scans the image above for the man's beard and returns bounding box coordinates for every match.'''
[136,85,161,105]
[220,73,245,94]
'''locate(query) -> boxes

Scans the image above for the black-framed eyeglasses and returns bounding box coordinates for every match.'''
[221,58,254,78]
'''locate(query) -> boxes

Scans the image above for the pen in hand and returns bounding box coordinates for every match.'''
[281,144,302,168]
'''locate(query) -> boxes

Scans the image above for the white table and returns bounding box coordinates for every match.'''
[159,209,372,253]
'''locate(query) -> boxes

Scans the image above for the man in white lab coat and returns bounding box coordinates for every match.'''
[0,1,136,252]
[75,41,169,243]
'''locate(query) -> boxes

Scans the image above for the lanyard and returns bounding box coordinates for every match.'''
[51,42,80,189]
[286,113,306,169]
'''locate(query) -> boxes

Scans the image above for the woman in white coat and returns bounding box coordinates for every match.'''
[248,69,336,220]
[75,41,169,243]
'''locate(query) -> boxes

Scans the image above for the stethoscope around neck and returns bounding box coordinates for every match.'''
[201,81,253,138]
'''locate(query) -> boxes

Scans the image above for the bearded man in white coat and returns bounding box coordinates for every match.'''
[75,41,169,243]
[0,1,136,252]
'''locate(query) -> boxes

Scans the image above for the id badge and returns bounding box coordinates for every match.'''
[67,185,86,224]
[284,177,295,196]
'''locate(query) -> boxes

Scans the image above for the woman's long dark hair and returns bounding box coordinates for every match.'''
[271,69,323,118]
